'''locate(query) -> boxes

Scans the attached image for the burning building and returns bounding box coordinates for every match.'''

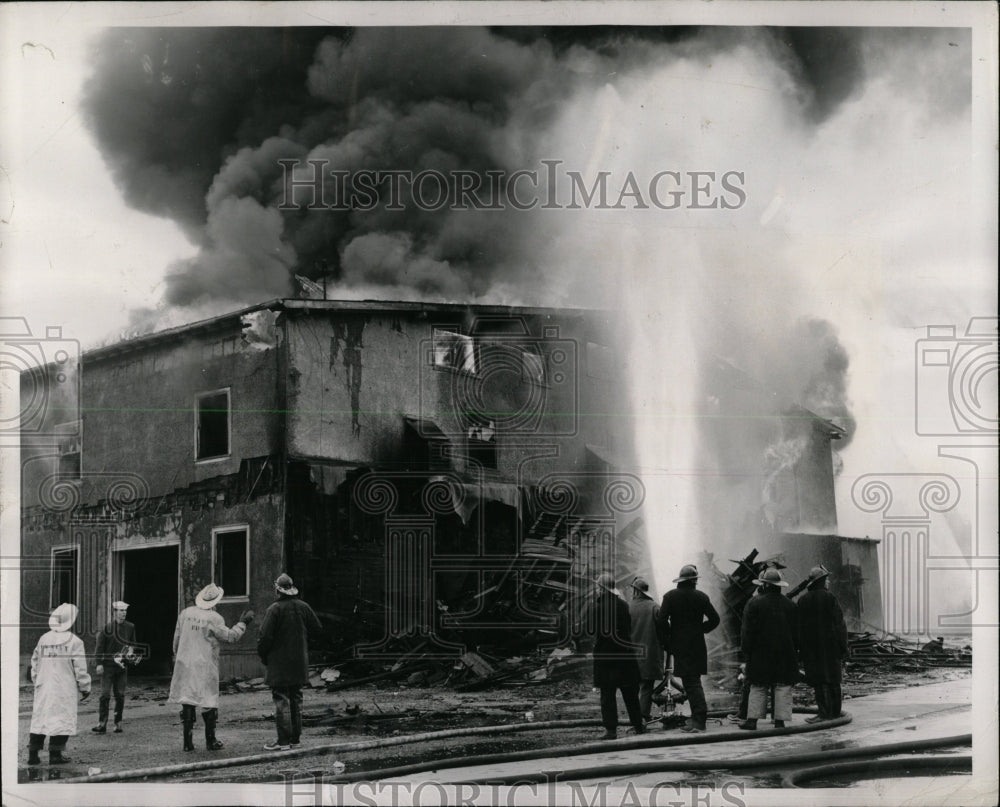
[18,299,653,677]
[18,297,880,681]
[693,357,883,671]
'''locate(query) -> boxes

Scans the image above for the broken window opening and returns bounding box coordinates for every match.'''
[467,421,497,470]
[50,546,79,609]
[431,329,477,374]
[212,526,249,599]
[56,420,82,480]
[196,389,230,461]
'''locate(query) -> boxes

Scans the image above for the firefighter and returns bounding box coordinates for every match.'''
[628,577,664,724]
[168,583,253,751]
[656,564,720,733]
[26,604,92,765]
[739,568,798,730]
[589,573,645,739]
[796,565,849,721]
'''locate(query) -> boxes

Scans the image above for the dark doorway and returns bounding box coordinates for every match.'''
[117,545,179,676]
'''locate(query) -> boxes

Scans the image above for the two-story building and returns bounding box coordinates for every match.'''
[18,297,880,678]
[19,299,651,676]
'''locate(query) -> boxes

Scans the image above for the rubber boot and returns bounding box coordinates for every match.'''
[681,714,707,733]
[49,748,72,764]
[92,721,107,734]
[773,719,786,728]
[114,721,123,733]
[738,718,758,731]
[181,706,196,752]
[203,708,224,751]
[27,747,41,765]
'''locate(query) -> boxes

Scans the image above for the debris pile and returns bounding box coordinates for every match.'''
[847,632,972,671]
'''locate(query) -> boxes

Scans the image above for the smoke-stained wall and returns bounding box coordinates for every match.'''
[282,302,629,484]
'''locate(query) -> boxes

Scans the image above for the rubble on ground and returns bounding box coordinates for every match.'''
[846,632,971,670]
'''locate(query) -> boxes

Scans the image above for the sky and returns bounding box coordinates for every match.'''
[1,2,997,630]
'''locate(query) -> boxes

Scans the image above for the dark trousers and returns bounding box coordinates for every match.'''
[99,666,127,723]
[272,686,303,745]
[638,679,657,720]
[737,678,751,719]
[681,674,707,727]
[599,685,643,731]
[813,682,843,718]
[28,733,68,750]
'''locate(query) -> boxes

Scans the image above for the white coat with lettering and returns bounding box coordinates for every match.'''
[29,631,91,736]
[168,606,246,708]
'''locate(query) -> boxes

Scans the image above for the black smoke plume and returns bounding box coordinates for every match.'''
[82,26,881,312]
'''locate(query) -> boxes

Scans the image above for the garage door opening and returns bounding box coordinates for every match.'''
[114,545,179,676]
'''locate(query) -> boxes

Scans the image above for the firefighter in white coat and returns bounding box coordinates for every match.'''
[168,583,253,751]
[27,603,92,765]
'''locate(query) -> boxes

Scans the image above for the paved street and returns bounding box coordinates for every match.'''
[393,677,974,793]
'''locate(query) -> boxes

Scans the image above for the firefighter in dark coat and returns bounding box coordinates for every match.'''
[796,565,848,721]
[656,564,720,732]
[628,577,663,723]
[588,572,645,740]
[257,573,323,751]
[739,568,798,730]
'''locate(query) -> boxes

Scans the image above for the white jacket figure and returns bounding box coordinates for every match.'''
[30,603,92,737]
[168,583,248,709]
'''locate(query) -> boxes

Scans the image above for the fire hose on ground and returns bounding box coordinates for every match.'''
[62,707,841,783]
[55,709,972,787]
[443,734,972,787]
[781,754,972,788]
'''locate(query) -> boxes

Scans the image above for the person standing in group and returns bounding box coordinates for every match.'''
[257,573,323,751]
[92,600,137,734]
[739,568,799,730]
[26,604,91,765]
[627,576,663,725]
[168,583,254,752]
[656,564,720,733]
[796,565,849,722]
[588,572,645,740]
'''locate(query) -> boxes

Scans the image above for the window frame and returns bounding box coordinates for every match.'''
[194,387,232,463]
[430,328,478,375]
[210,524,250,602]
[55,419,83,481]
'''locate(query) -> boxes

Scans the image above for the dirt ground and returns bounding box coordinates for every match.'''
[16,660,972,784]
